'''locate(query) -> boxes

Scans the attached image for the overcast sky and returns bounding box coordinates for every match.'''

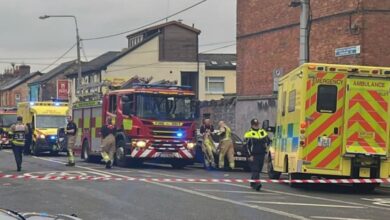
[0,0,236,73]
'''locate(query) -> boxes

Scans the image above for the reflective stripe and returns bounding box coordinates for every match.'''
[244,129,268,139]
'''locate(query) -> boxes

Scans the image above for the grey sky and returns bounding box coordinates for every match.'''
[0,0,236,73]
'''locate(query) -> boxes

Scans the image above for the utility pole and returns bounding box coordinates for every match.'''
[290,0,310,64]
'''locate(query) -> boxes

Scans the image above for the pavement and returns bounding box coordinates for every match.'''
[0,150,390,220]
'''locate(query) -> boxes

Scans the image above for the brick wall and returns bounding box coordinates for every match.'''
[237,0,390,96]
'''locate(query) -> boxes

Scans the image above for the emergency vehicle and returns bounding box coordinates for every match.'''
[266,63,390,190]
[73,84,198,168]
[0,107,17,148]
[17,102,69,155]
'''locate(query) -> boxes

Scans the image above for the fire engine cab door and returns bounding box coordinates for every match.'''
[343,77,390,156]
[303,72,346,171]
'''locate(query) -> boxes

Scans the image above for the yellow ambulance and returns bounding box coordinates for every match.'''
[17,101,69,155]
[266,63,390,190]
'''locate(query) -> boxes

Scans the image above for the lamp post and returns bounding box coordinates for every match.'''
[39,15,82,94]
[289,0,310,64]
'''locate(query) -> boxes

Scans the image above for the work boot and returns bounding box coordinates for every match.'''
[66,162,75,167]
[17,166,21,172]
[105,160,112,169]
[255,183,262,191]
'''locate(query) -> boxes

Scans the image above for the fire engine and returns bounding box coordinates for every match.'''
[265,63,390,190]
[0,107,17,149]
[18,101,69,155]
[73,83,198,168]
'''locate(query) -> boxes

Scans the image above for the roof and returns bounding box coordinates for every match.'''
[0,72,42,91]
[199,53,237,70]
[29,60,76,85]
[65,51,121,77]
[126,21,201,39]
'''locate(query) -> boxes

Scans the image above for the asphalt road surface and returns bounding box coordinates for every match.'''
[0,150,389,220]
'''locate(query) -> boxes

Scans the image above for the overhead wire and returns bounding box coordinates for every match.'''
[39,43,76,72]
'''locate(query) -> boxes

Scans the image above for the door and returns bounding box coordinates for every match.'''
[343,78,389,156]
[181,72,198,98]
[303,72,346,171]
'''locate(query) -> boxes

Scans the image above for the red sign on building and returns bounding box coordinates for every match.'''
[57,80,69,100]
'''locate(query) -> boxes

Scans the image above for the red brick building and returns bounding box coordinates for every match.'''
[237,0,390,96]
[208,0,390,135]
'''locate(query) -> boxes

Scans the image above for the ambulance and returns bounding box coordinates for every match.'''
[265,63,390,190]
[17,102,69,155]
[0,107,17,148]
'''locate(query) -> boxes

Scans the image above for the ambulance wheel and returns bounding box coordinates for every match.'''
[115,140,129,167]
[288,173,303,187]
[267,156,281,179]
[353,183,378,193]
[82,140,92,162]
[31,142,39,156]
[50,151,59,156]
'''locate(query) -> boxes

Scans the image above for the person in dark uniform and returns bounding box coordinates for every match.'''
[65,115,77,166]
[23,123,32,155]
[9,116,28,172]
[244,119,271,191]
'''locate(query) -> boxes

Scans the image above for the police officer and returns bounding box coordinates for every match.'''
[217,121,235,171]
[100,117,116,169]
[9,116,28,172]
[65,115,77,167]
[244,119,271,191]
[200,119,216,169]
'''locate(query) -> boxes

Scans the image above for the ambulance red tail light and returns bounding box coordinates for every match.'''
[300,122,307,134]
[300,140,306,147]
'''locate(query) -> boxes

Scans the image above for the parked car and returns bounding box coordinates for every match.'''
[195,129,250,171]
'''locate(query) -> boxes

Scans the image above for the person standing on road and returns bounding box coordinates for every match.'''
[65,115,77,167]
[100,117,116,169]
[200,119,216,169]
[23,123,32,156]
[217,121,235,171]
[244,119,271,191]
[9,116,28,172]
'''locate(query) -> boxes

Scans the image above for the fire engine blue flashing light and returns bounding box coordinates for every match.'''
[177,132,183,138]
[30,102,35,106]
[50,136,56,140]
[54,102,60,106]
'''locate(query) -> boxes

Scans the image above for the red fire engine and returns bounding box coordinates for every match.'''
[73,84,198,168]
[0,107,17,149]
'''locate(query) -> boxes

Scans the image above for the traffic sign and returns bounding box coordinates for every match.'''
[335,45,361,57]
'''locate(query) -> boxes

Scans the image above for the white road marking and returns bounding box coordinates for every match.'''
[195,189,276,195]
[361,198,390,207]
[223,182,390,211]
[310,216,371,220]
[32,156,309,220]
[242,201,364,209]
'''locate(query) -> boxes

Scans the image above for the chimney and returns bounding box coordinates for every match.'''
[18,65,31,75]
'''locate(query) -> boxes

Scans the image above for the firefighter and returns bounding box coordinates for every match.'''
[65,115,77,167]
[200,119,216,169]
[217,121,235,170]
[9,116,28,172]
[101,117,116,169]
[244,119,271,191]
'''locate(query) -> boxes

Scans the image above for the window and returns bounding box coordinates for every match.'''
[205,77,225,93]
[109,95,117,113]
[288,90,296,112]
[15,93,21,103]
[317,85,338,113]
[210,61,218,65]
[282,91,287,116]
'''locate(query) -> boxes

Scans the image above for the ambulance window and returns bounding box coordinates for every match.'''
[288,90,296,112]
[109,95,117,113]
[282,91,287,116]
[317,85,337,113]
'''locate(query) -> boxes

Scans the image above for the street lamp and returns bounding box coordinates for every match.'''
[39,14,82,94]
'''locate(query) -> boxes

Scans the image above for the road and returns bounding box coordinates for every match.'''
[0,150,389,220]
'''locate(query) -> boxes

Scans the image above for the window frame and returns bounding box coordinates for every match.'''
[288,90,296,113]
[109,95,117,113]
[205,76,225,94]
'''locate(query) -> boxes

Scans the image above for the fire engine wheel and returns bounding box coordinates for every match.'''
[115,140,129,167]
[171,161,186,169]
[267,156,281,179]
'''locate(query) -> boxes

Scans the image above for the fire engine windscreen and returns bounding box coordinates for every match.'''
[0,115,17,127]
[123,94,196,121]
[36,116,67,128]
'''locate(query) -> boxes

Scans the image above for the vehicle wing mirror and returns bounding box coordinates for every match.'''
[262,120,270,130]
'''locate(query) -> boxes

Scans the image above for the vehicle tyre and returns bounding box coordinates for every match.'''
[50,151,59,156]
[31,142,39,156]
[267,155,281,179]
[288,173,303,187]
[82,140,92,162]
[115,139,129,167]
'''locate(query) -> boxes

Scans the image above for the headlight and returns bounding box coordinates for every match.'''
[187,142,195,149]
[39,134,45,139]
[136,140,147,148]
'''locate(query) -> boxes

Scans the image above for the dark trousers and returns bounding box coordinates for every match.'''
[12,145,23,170]
[249,154,266,185]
